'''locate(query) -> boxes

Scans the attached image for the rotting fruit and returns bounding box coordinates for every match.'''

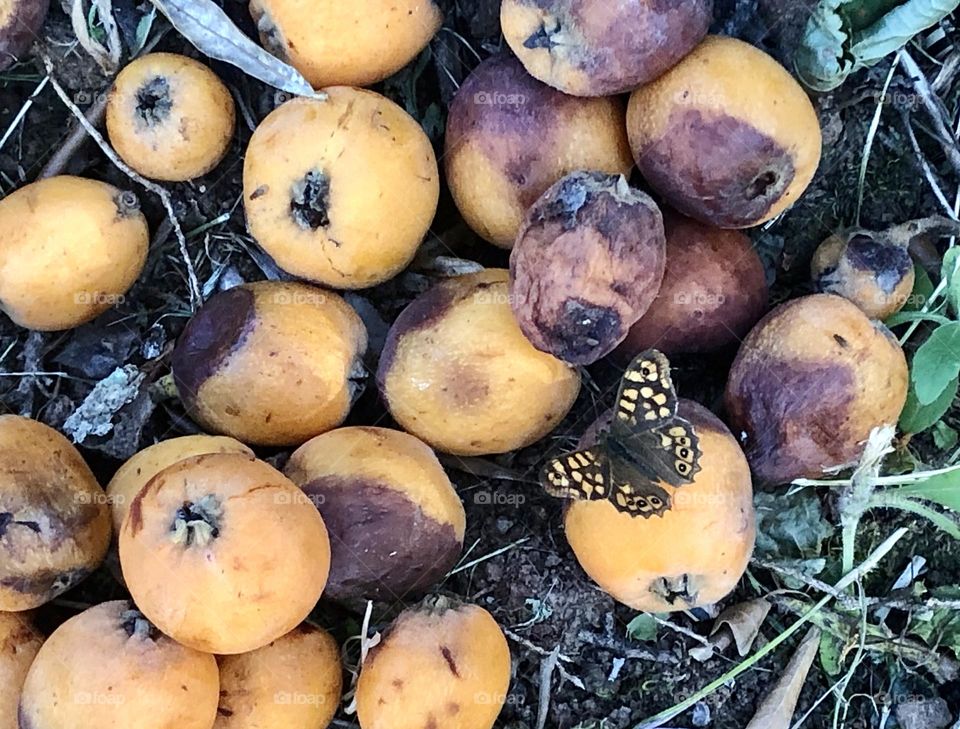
[249,0,441,88]
[106,52,235,182]
[285,426,466,603]
[356,596,511,729]
[510,171,666,364]
[0,611,42,729]
[215,624,342,729]
[377,269,580,456]
[617,211,769,358]
[501,0,713,96]
[444,53,632,248]
[0,175,148,331]
[171,280,368,447]
[811,227,916,320]
[0,415,111,611]
[725,293,909,485]
[627,35,822,228]
[243,90,439,289]
[18,600,220,729]
[0,0,49,71]
[562,400,755,612]
[105,434,253,535]
[119,453,331,654]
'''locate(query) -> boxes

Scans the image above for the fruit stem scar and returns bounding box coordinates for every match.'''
[114,190,141,218]
[135,76,173,126]
[290,169,331,230]
[651,574,697,605]
[524,15,562,50]
[747,170,778,200]
[170,495,223,547]
[120,608,157,640]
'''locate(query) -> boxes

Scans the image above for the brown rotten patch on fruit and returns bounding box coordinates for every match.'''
[377,269,580,455]
[243,90,439,288]
[510,171,666,364]
[0,612,42,729]
[0,0,49,71]
[215,624,342,729]
[106,53,235,182]
[444,53,632,248]
[627,36,822,228]
[725,294,908,485]
[171,280,367,447]
[0,416,111,611]
[120,454,331,654]
[501,0,713,96]
[617,211,769,358]
[249,0,441,88]
[285,427,466,604]
[356,596,511,729]
[18,601,220,729]
[564,400,755,612]
[0,176,148,331]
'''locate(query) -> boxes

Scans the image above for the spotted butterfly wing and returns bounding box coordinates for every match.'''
[541,447,673,518]
[612,350,701,486]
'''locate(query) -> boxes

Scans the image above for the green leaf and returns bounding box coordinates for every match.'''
[900,375,958,434]
[911,322,960,405]
[903,263,936,313]
[754,492,833,559]
[944,248,960,317]
[884,468,960,511]
[819,630,845,676]
[626,613,658,642]
[934,421,959,450]
[849,0,960,64]
[909,587,960,658]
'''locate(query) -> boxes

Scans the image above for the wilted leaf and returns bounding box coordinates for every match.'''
[909,587,960,660]
[797,0,960,91]
[690,599,770,662]
[933,422,959,450]
[912,322,960,405]
[63,365,145,444]
[745,627,821,729]
[754,491,833,559]
[626,613,658,642]
[819,630,845,675]
[150,0,318,97]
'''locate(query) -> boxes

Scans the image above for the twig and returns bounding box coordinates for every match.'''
[901,49,960,176]
[536,646,560,729]
[856,55,900,224]
[653,616,712,648]
[39,51,202,309]
[0,76,49,156]
[901,109,957,217]
[503,629,585,689]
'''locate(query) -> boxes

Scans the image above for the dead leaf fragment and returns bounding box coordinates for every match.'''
[690,598,771,662]
[745,626,821,729]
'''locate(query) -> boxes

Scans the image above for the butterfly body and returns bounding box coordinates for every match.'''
[541,350,702,518]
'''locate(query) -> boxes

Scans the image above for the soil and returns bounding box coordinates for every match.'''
[1,1,959,728]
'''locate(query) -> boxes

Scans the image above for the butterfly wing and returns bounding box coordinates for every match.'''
[611,350,679,437]
[541,448,610,502]
[620,422,702,487]
[607,453,673,518]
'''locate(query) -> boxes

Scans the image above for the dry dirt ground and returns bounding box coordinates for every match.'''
[1,1,960,727]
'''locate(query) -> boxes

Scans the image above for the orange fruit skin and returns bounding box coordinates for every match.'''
[0,612,43,729]
[564,400,755,612]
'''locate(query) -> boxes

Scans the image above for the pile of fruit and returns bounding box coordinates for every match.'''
[0,1,918,728]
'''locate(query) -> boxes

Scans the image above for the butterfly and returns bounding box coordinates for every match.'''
[541,349,702,518]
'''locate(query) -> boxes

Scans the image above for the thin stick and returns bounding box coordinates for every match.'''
[0,76,49,155]
[39,52,201,309]
[856,56,900,224]
[901,49,960,176]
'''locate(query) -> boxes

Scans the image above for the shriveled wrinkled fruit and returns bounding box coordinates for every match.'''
[445,53,632,248]
[249,0,441,88]
[618,212,768,357]
[106,53,235,181]
[0,612,42,729]
[18,601,220,729]
[501,0,713,96]
[215,624,342,729]
[564,401,755,612]
[243,90,439,288]
[0,0,49,71]
[171,281,367,447]
[0,415,111,611]
[356,597,511,729]
[725,294,908,485]
[377,269,580,455]
[627,36,822,228]
[0,176,148,331]
[510,171,665,364]
[812,231,914,320]
[120,453,331,654]
[106,434,253,534]
[285,426,465,603]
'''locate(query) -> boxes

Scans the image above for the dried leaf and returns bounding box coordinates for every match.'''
[690,598,770,662]
[63,365,145,444]
[150,0,319,97]
[745,627,821,729]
